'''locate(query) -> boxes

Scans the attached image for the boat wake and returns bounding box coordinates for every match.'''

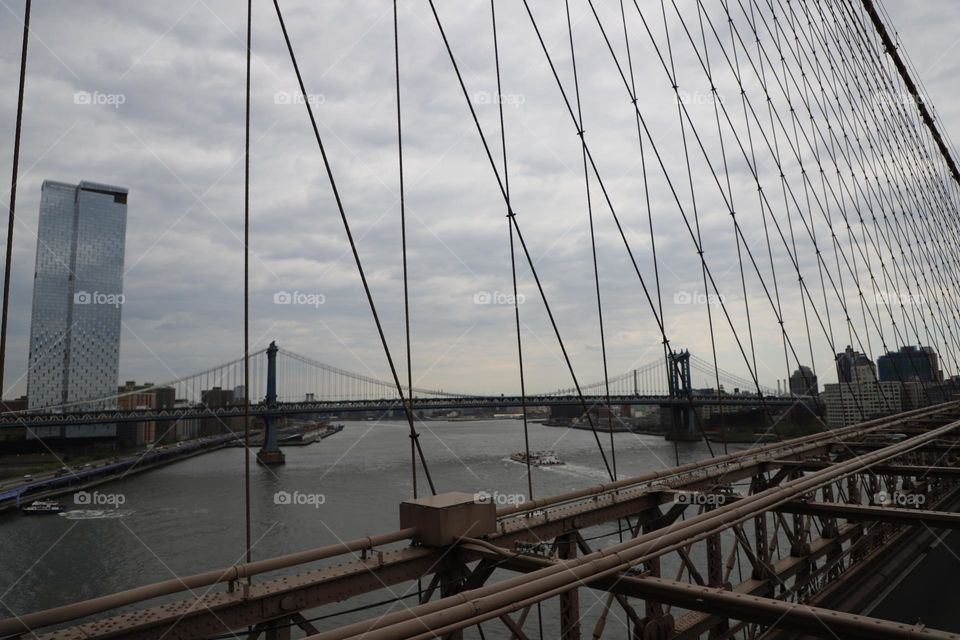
[502,458,607,480]
[543,463,609,480]
[59,509,134,520]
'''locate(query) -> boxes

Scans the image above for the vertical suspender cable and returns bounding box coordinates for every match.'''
[394,0,424,604]
[393,0,418,502]
[490,0,533,503]
[242,0,253,566]
[271,0,436,495]
[564,0,617,479]
[0,0,31,404]
[489,5,542,636]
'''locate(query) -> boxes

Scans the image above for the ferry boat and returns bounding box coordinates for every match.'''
[21,499,66,515]
[510,450,563,466]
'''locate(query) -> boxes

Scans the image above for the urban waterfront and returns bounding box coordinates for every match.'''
[2,419,956,636]
[1,421,696,611]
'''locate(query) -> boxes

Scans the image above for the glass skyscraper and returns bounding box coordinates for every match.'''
[27,180,128,436]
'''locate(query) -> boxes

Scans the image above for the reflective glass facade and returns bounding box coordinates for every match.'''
[27,181,128,421]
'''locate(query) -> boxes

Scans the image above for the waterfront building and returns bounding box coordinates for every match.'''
[789,365,818,397]
[26,180,128,439]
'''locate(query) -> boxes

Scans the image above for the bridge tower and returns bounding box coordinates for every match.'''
[256,341,285,465]
[665,349,700,441]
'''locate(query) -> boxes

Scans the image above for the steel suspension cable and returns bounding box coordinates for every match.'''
[242,0,253,567]
[798,0,960,397]
[489,0,533,503]
[563,0,618,475]
[392,0,418,502]
[648,0,891,418]
[0,0,31,405]
[758,0,959,397]
[270,0,435,494]
[424,0,615,481]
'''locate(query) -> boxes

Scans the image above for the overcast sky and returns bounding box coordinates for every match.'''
[0,0,958,401]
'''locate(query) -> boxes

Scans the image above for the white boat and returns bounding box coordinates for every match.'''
[510,450,564,466]
[21,499,66,515]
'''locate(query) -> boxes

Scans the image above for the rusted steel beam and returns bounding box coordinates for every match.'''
[769,460,960,477]
[775,501,960,529]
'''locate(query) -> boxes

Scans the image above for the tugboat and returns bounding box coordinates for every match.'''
[510,450,564,466]
[21,499,66,515]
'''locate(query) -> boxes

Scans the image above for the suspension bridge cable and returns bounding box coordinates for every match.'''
[746,0,957,400]
[488,0,533,503]
[392,0,418,503]
[0,0,31,405]
[800,0,959,400]
[725,0,955,409]
[640,0,887,420]
[618,0,670,404]
[269,0,435,495]
[563,0,618,477]
[425,0,615,481]
[834,0,960,362]
[690,3,731,453]
[242,0,253,567]
[392,0,425,604]
[649,0,720,456]
[579,1,793,437]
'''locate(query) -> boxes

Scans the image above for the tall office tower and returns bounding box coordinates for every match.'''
[27,181,128,436]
